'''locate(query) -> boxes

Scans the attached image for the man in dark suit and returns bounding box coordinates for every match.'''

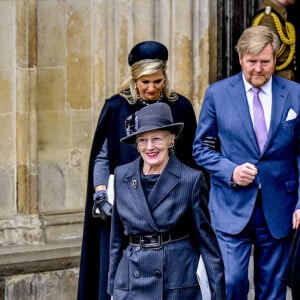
[193,25,300,299]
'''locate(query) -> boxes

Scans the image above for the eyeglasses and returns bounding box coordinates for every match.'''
[136,134,170,147]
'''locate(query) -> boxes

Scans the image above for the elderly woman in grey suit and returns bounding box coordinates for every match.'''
[107,103,226,300]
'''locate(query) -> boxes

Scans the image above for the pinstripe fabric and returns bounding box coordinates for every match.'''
[108,154,226,300]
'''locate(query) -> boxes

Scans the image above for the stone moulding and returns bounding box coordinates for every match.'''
[0,211,83,277]
[0,215,44,246]
[0,239,81,277]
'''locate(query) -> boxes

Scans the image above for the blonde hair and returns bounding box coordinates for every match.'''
[236,25,280,59]
[119,59,178,104]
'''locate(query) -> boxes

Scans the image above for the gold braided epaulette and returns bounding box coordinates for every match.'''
[252,8,296,71]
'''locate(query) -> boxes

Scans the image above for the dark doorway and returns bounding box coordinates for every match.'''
[287,1,300,82]
[217,0,261,80]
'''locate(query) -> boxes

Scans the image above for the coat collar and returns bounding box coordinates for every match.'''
[122,154,181,232]
[266,75,289,151]
[228,73,259,152]
[147,154,181,210]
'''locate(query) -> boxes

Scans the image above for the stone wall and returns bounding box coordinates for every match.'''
[5,268,78,300]
[0,0,218,299]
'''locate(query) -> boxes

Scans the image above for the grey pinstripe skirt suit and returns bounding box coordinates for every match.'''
[108,154,225,299]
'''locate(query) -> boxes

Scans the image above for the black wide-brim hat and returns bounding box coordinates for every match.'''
[121,103,184,144]
[128,41,168,66]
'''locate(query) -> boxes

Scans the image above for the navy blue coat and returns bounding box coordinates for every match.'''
[77,93,199,300]
[108,154,226,300]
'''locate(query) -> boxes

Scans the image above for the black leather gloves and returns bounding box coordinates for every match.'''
[92,190,112,222]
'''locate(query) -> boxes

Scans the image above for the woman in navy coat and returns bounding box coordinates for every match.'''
[77,41,201,300]
[108,103,226,300]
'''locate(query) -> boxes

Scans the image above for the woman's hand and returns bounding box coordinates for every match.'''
[293,209,300,229]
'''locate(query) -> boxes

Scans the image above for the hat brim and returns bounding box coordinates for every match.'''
[120,123,184,144]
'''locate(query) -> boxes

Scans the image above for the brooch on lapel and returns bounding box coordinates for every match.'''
[125,113,138,135]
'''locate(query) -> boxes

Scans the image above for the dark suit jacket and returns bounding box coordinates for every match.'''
[108,154,226,300]
[193,72,300,238]
[77,93,199,300]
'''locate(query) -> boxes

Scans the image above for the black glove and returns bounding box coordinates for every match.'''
[202,136,220,152]
[92,190,112,222]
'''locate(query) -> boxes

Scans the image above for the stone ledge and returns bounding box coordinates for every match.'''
[41,211,84,242]
[0,238,81,277]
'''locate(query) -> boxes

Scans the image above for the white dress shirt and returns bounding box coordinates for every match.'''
[243,75,273,132]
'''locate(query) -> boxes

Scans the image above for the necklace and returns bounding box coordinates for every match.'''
[137,93,164,106]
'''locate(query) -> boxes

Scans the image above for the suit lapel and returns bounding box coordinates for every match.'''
[262,77,288,153]
[228,74,288,155]
[122,155,181,231]
[147,155,180,211]
[123,158,159,231]
[228,74,259,151]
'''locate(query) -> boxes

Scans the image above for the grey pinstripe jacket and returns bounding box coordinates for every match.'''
[108,154,225,300]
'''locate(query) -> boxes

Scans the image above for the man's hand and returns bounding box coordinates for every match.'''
[232,163,258,186]
[293,209,300,229]
[92,190,112,221]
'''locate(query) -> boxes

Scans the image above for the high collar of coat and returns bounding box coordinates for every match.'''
[122,153,182,182]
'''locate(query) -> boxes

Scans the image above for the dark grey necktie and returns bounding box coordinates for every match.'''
[252,87,268,152]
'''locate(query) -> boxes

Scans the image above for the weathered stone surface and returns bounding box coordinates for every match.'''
[39,162,66,212]
[0,215,44,246]
[0,239,80,276]
[37,0,65,67]
[0,116,14,167]
[0,1,14,69]
[0,70,13,114]
[1,240,80,299]
[38,68,65,112]
[41,212,84,242]
[38,111,71,159]
[0,168,15,218]
[5,268,79,300]
[71,111,92,149]
[66,1,91,110]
